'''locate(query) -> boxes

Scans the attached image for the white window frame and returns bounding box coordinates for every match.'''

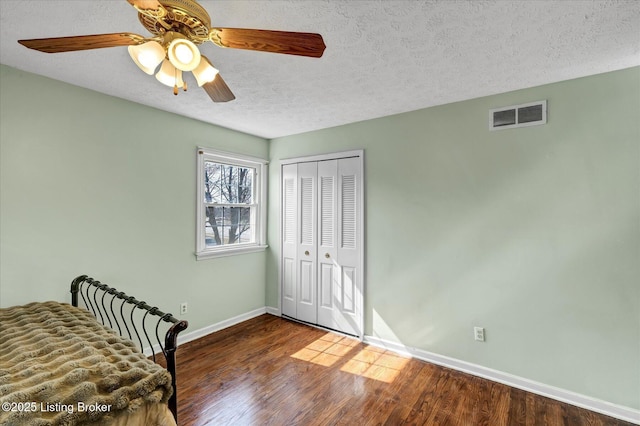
[196,147,268,260]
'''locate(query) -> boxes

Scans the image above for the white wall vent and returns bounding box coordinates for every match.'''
[489,100,547,130]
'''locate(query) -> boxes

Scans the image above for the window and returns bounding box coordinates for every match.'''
[196,148,267,259]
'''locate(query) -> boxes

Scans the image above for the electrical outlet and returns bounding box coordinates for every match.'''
[180,302,188,315]
[474,327,485,342]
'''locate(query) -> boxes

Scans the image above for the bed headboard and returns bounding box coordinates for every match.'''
[70,275,188,422]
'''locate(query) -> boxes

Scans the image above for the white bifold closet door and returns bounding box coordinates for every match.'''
[281,156,362,337]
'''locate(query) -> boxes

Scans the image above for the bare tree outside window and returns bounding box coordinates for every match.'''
[204,162,254,246]
[196,148,266,260]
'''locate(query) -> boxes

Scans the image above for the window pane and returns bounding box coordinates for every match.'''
[237,168,253,204]
[205,162,255,204]
[219,165,236,203]
[238,207,253,243]
[224,206,253,245]
[205,206,254,246]
[207,163,253,204]
[204,162,222,203]
[204,206,224,247]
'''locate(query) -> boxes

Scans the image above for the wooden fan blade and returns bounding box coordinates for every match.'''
[210,28,326,58]
[202,74,236,103]
[18,33,146,53]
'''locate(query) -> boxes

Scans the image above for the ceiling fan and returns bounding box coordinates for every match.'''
[18,0,326,102]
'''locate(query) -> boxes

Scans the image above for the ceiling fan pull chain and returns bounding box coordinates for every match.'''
[173,67,179,95]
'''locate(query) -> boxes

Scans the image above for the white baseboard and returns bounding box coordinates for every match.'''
[143,307,267,357]
[265,306,280,316]
[364,335,640,425]
[177,307,268,346]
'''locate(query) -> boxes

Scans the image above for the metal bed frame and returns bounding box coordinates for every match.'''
[70,275,188,422]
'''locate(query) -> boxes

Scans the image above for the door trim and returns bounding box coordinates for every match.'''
[278,150,365,339]
[280,150,364,165]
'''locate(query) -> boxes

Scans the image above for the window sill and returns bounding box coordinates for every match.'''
[196,244,268,260]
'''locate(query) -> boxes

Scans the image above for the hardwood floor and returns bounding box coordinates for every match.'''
[169,314,633,426]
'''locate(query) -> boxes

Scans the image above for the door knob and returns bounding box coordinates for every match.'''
[325,253,330,258]
[305,250,310,256]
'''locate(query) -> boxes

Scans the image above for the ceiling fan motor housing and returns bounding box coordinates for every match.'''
[138,0,211,42]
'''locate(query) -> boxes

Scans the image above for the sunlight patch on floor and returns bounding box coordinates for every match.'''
[291,332,409,382]
[291,333,359,367]
[340,347,409,383]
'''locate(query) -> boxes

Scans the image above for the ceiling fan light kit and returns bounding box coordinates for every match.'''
[156,58,184,90]
[192,56,219,87]
[128,40,165,75]
[17,0,326,103]
[129,32,209,94]
[167,37,201,71]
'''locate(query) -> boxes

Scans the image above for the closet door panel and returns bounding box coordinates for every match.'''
[319,263,333,308]
[341,266,356,314]
[299,260,314,304]
[283,258,295,302]
[281,164,298,318]
[296,161,317,324]
[334,157,361,336]
[317,160,338,330]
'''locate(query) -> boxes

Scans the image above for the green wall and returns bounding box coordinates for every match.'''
[267,67,640,409]
[0,64,269,332]
[2,64,638,411]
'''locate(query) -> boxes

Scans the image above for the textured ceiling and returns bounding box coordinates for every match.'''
[1,0,639,139]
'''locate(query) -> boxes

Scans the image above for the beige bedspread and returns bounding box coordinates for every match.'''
[0,301,176,425]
